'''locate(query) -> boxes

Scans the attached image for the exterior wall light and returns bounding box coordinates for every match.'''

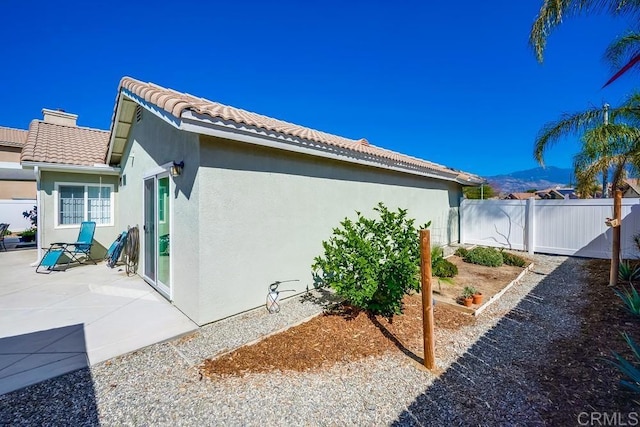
[170,161,184,177]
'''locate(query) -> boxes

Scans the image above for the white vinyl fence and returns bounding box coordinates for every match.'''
[0,199,36,232]
[460,198,640,259]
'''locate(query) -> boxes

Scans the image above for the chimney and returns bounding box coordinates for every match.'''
[42,108,78,127]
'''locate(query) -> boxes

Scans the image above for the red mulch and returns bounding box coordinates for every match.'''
[200,294,474,378]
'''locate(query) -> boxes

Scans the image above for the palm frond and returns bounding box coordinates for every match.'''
[535,94,640,166]
[605,31,640,67]
[534,107,606,164]
[603,53,640,87]
[529,0,636,62]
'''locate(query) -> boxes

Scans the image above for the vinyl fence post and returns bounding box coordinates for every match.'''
[420,229,435,370]
[526,197,535,255]
[459,197,465,244]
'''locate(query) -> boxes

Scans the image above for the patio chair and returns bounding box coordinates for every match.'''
[0,223,8,251]
[104,230,128,268]
[36,221,97,273]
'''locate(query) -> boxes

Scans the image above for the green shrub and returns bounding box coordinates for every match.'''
[454,247,468,257]
[608,333,640,395]
[433,258,458,278]
[619,261,640,283]
[502,251,527,267]
[431,245,444,264]
[312,203,430,317]
[463,247,503,267]
[614,285,640,317]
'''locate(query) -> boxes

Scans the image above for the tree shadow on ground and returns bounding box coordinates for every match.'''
[367,313,423,365]
[392,257,618,426]
[299,287,344,311]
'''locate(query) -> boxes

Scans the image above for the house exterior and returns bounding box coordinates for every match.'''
[0,126,37,231]
[620,179,640,198]
[505,192,539,200]
[535,187,577,199]
[21,109,116,259]
[22,77,482,326]
[0,126,35,200]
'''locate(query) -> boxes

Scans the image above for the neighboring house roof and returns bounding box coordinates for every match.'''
[21,120,110,167]
[0,126,28,148]
[506,192,539,200]
[110,77,483,185]
[621,178,640,196]
[535,188,566,199]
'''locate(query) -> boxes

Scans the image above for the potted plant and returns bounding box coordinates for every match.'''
[473,289,483,305]
[18,228,36,242]
[461,286,475,307]
[20,206,37,243]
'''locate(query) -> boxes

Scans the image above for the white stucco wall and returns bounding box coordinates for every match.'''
[39,171,119,258]
[196,135,462,324]
[117,109,201,322]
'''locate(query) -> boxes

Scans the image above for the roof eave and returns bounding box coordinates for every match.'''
[180,110,472,184]
[21,161,121,175]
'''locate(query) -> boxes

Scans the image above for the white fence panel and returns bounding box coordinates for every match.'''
[0,199,36,232]
[460,198,640,259]
[460,199,527,251]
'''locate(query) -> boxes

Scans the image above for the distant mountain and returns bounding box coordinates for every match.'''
[486,166,574,194]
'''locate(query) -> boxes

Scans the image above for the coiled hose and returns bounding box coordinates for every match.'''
[124,225,139,276]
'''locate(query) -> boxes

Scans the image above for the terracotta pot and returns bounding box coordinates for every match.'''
[463,297,473,307]
[473,293,483,305]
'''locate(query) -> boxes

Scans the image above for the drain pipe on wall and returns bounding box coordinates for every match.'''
[31,166,42,266]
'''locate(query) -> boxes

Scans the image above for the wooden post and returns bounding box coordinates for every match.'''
[609,190,622,286]
[420,229,435,370]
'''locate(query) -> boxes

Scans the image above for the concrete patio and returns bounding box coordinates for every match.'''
[0,249,198,395]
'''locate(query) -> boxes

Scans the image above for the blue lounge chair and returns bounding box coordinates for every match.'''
[36,221,97,273]
[105,230,128,268]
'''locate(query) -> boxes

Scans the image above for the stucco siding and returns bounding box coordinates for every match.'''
[0,147,21,163]
[118,109,201,322]
[39,171,119,258]
[197,135,462,324]
[0,180,36,199]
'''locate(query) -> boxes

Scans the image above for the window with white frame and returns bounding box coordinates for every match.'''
[56,183,113,226]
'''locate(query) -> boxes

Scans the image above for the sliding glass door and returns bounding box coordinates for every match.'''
[143,173,171,298]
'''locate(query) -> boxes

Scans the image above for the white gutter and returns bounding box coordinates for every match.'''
[21,162,120,175]
[34,166,42,265]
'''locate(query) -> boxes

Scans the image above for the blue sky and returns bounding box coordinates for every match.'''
[0,1,635,176]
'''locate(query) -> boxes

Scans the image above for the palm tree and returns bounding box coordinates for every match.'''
[529,0,640,85]
[534,92,640,195]
[573,123,640,194]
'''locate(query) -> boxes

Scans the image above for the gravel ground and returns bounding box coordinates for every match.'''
[0,254,584,426]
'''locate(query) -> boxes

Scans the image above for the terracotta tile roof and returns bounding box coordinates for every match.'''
[21,120,110,166]
[116,77,482,183]
[507,192,539,200]
[0,126,28,148]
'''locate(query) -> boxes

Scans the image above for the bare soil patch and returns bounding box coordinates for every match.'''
[201,256,527,378]
[538,259,640,424]
[433,254,529,308]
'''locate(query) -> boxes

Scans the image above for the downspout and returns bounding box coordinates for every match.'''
[33,166,42,265]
